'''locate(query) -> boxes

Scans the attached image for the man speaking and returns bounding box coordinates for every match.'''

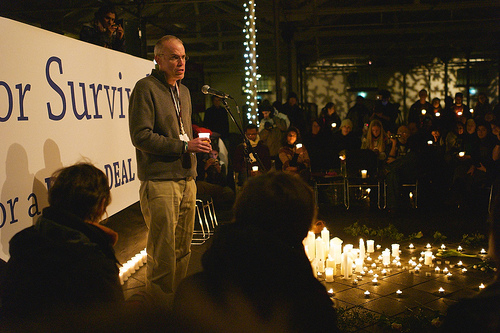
[128,35,211,310]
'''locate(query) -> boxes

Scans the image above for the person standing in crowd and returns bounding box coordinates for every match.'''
[0,163,123,322]
[452,92,471,122]
[346,95,371,139]
[408,89,433,129]
[128,35,212,311]
[371,89,399,133]
[173,172,340,333]
[282,92,306,135]
[80,4,125,51]
[203,95,229,142]
[318,102,342,135]
[473,92,492,122]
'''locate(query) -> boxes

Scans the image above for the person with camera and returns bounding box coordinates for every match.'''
[385,125,419,213]
[80,4,125,51]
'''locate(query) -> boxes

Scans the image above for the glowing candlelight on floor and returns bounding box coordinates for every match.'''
[438,287,445,294]
[427,140,433,145]
[426,243,432,249]
[424,251,433,265]
[361,169,367,178]
[480,248,486,254]
[458,151,465,157]
[435,266,441,274]
[364,290,371,297]
[441,244,446,250]
[352,279,358,285]
[252,165,259,172]
[376,244,381,250]
[414,266,420,274]
[457,245,463,252]
[447,273,452,280]
[381,268,387,275]
[457,260,463,267]
[372,278,378,285]
[198,132,210,140]
[479,283,485,290]
[462,268,467,274]
[443,267,449,274]
[396,290,402,296]
[409,243,414,249]
[366,240,375,253]
[368,269,374,275]
[325,267,334,282]
[328,288,334,296]
[391,244,400,257]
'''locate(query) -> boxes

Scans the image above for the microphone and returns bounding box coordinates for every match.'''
[201,85,232,99]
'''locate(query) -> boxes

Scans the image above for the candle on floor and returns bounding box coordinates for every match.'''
[359,238,365,262]
[364,290,371,298]
[409,243,414,250]
[316,237,326,261]
[443,267,449,274]
[325,267,334,282]
[426,243,432,249]
[366,240,375,253]
[424,251,433,265]
[479,283,485,291]
[321,227,330,252]
[396,290,402,296]
[391,244,400,258]
[435,266,441,274]
[438,287,445,294]
[457,245,463,252]
[372,278,378,285]
[331,237,343,263]
[441,244,446,250]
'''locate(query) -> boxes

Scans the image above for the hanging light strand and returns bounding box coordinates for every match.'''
[243,1,259,123]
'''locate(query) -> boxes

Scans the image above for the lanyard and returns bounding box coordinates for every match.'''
[169,83,186,135]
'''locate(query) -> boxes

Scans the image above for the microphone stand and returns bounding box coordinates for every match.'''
[220,98,267,176]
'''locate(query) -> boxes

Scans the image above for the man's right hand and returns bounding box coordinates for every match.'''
[188,137,212,153]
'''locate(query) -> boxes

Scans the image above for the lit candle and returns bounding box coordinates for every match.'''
[383,249,391,266]
[321,227,330,252]
[462,268,467,274]
[457,245,463,252]
[366,240,375,253]
[414,266,420,274]
[296,143,303,149]
[436,111,441,117]
[331,123,337,128]
[198,132,210,141]
[252,165,259,172]
[396,289,402,296]
[352,279,358,285]
[409,243,414,250]
[427,140,433,145]
[438,287,445,294]
[372,278,378,285]
[426,243,432,249]
[458,151,465,157]
[325,267,334,282]
[381,268,387,275]
[480,248,486,254]
[316,237,325,261]
[457,260,463,267]
[424,251,433,265]
[435,267,441,274]
[479,283,485,291]
[446,273,452,280]
[304,231,316,260]
[391,244,400,258]
[355,258,363,273]
[443,267,449,274]
[331,237,343,263]
[421,109,426,115]
[376,244,382,250]
[364,290,371,297]
[441,244,446,250]
[361,169,367,178]
[328,288,334,296]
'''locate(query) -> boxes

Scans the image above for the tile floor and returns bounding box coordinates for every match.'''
[105,196,495,332]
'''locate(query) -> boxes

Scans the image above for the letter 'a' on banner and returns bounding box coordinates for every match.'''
[0,17,153,260]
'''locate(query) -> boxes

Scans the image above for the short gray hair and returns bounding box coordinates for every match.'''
[154,35,183,56]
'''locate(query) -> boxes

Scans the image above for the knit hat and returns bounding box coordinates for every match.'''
[340,119,353,128]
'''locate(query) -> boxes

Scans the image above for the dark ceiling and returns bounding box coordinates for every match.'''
[2,0,500,76]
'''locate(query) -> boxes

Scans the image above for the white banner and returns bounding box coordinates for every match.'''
[0,17,153,260]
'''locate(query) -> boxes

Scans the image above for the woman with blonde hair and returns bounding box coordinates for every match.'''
[361,119,389,160]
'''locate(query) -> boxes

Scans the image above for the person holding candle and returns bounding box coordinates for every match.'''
[0,163,124,322]
[129,35,212,312]
[279,127,311,181]
[173,172,339,332]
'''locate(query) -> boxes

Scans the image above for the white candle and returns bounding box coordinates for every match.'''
[367,240,375,253]
[361,169,367,178]
[438,287,445,294]
[396,289,402,296]
[382,249,391,266]
[435,266,441,274]
[331,237,343,263]
[424,251,433,265]
[409,243,414,249]
[457,245,463,252]
[316,237,326,261]
[252,165,259,172]
[198,132,210,140]
[355,258,363,273]
[391,244,400,258]
[359,238,365,262]
[321,227,330,252]
[326,257,337,275]
[304,231,316,260]
[325,267,334,282]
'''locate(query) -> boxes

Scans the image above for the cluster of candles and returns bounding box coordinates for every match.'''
[119,248,147,285]
[305,231,488,297]
[303,228,403,285]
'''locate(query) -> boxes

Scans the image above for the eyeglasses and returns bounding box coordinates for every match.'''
[157,54,189,62]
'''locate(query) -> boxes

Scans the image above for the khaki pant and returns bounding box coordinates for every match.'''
[139,179,196,309]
